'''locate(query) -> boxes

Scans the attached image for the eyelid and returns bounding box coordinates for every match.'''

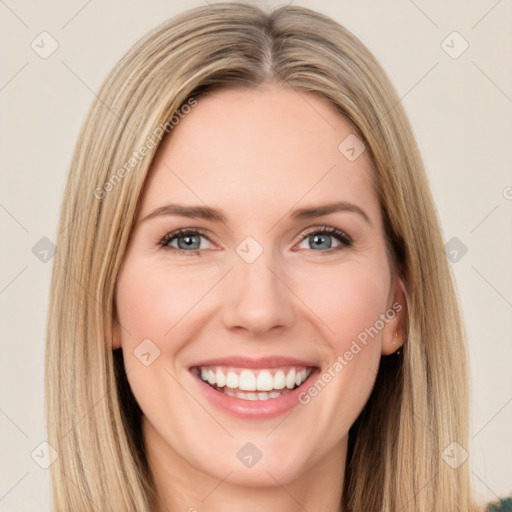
[299,225,353,245]
[159,227,218,250]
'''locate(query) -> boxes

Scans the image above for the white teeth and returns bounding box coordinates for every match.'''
[222,388,292,401]
[239,370,256,391]
[295,369,308,387]
[285,369,296,389]
[225,371,239,389]
[198,366,313,398]
[215,369,226,387]
[256,371,274,391]
[273,370,286,389]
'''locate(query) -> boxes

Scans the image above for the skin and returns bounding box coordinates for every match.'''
[113,85,406,512]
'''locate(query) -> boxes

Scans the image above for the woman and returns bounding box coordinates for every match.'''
[45,2,480,511]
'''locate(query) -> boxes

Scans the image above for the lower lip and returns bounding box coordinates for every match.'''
[191,369,320,420]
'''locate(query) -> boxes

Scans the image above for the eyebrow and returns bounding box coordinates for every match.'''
[139,201,372,226]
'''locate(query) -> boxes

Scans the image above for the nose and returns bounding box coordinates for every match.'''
[221,250,296,337]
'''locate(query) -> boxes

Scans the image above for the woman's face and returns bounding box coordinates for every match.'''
[114,86,405,489]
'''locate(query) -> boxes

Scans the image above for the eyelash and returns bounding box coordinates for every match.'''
[158,226,353,256]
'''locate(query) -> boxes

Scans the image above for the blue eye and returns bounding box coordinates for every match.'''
[159,226,352,256]
[297,226,352,252]
[160,228,212,255]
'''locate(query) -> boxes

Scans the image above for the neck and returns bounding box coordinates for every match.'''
[143,417,347,512]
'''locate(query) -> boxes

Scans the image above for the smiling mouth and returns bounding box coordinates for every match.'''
[191,365,315,401]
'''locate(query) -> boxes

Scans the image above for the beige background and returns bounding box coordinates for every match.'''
[1,1,511,510]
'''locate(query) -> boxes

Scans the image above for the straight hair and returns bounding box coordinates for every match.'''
[46,3,475,510]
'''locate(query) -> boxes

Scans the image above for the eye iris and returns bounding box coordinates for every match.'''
[309,233,332,250]
[178,234,200,250]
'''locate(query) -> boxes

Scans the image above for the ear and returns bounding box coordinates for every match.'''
[381,273,407,355]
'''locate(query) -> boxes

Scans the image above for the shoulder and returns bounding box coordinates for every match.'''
[486,497,512,512]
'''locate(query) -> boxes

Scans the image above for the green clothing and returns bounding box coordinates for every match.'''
[487,497,512,512]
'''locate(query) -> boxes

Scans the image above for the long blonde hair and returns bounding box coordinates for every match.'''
[45,2,475,510]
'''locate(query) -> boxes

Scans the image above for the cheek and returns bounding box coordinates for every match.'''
[114,259,221,415]
[292,258,389,423]
[114,260,212,438]
[116,259,216,344]
[294,256,390,352]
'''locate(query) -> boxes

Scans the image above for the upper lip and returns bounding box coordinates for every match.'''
[188,355,319,370]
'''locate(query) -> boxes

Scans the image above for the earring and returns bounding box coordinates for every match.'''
[394,332,402,356]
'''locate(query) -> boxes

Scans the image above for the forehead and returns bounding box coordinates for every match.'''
[139,86,379,225]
